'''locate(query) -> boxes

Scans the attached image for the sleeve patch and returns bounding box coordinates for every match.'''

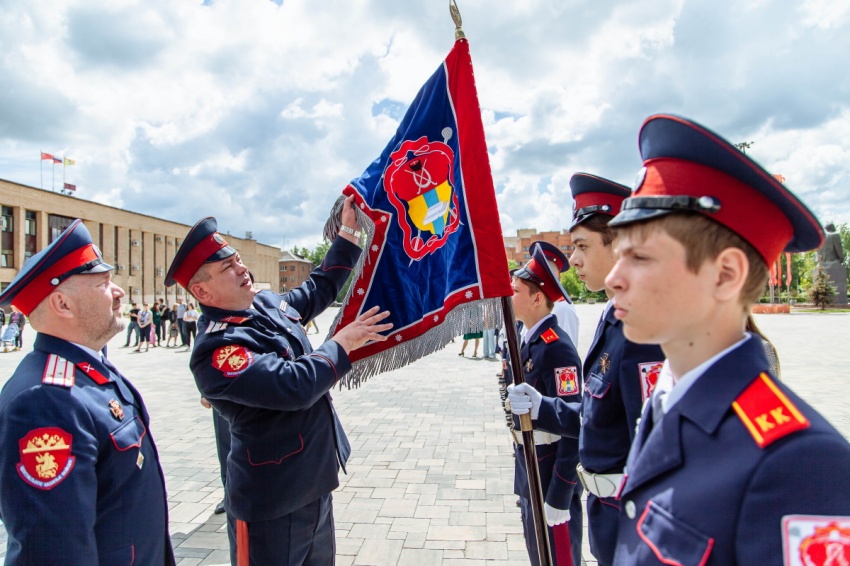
[732,373,810,448]
[541,328,558,344]
[212,345,255,378]
[555,367,579,396]
[42,354,75,388]
[17,427,76,490]
[782,515,850,565]
[639,361,664,403]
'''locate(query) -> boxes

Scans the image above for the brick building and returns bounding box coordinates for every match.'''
[279,250,314,292]
[504,228,574,267]
[0,178,281,306]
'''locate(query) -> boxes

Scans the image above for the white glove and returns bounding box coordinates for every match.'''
[507,383,542,420]
[544,502,570,526]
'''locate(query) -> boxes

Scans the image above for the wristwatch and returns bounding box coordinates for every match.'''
[339,225,361,238]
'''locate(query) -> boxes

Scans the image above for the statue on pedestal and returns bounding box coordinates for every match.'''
[816,222,847,304]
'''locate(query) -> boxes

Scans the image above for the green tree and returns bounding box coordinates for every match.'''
[560,269,583,300]
[809,265,836,309]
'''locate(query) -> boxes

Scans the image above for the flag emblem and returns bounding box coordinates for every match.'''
[17,427,76,490]
[385,136,460,260]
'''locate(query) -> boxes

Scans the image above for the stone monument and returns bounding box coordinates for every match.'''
[816,222,847,304]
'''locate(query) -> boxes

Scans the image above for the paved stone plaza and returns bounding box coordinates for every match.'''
[0,304,848,565]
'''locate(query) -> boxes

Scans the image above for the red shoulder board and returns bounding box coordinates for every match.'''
[540,328,559,344]
[732,373,810,448]
[221,316,249,324]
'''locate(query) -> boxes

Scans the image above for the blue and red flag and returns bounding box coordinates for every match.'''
[324,38,512,387]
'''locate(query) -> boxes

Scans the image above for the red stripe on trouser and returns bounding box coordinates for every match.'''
[552,522,574,566]
[237,519,250,566]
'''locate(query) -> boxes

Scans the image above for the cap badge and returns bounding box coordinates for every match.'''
[213,233,224,244]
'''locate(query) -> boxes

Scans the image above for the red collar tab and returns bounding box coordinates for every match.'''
[732,373,809,448]
[540,328,559,344]
[75,361,110,385]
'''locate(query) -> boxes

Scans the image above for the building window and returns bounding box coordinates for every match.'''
[25,211,37,260]
[522,246,529,251]
[2,206,13,267]
[290,276,295,282]
[523,254,530,259]
[289,266,295,271]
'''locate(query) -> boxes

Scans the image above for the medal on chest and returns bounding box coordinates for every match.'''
[524,358,533,372]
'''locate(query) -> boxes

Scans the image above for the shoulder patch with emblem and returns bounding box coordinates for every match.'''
[555,367,579,396]
[782,515,850,565]
[42,354,75,388]
[639,361,664,403]
[221,316,249,324]
[732,373,810,448]
[212,345,255,377]
[540,328,558,344]
[206,321,229,334]
[17,427,76,490]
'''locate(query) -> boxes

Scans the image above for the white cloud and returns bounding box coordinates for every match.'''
[1,0,848,252]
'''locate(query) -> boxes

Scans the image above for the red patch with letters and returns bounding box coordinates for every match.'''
[17,427,76,490]
[555,366,579,396]
[540,328,558,344]
[732,373,810,448]
[212,345,255,377]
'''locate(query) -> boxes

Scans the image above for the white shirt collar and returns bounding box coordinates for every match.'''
[660,332,752,413]
[521,313,555,345]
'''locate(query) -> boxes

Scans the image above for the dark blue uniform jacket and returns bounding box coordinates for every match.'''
[613,335,850,565]
[512,315,583,511]
[0,333,174,565]
[537,306,664,474]
[190,237,359,522]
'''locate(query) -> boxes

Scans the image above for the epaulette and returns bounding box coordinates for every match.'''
[42,354,75,388]
[221,316,249,324]
[731,372,810,448]
[206,321,229,334]
[540,328,558,344]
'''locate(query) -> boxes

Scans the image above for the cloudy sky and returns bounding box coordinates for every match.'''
[1,0,848,250]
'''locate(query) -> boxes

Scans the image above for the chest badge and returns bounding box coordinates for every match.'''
[599,353,610,374]
[136,452,145,470]
[108,399,124,421]
[524,358,533,372]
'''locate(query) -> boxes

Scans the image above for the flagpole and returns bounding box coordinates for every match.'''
[40,152,43,190]
[501,296,553,566]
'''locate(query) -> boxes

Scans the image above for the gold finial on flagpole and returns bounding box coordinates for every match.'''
[450,0,465,40]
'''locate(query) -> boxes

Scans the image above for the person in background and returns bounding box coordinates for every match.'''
[0,219,174,564]
[176,298,187,348]
[122,302,140,348]
[137,303,152,352]
[183,303,199,349]
[9,306,26,352]
[153,300,163,346]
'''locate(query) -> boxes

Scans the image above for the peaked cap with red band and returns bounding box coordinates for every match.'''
[0,220,112,316]
[165,217,236,288]
[609,114,824,265]
[569,173,632,231]
[513,241,572,304]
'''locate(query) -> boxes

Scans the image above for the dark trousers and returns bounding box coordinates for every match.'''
[124,321,140,346]
[212,409,231,489]
[587,493,620,566]
[227,494,335,566]
[178,319,187,346]
[520,488,583,566]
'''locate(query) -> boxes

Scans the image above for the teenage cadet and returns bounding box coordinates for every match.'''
[0,220,174,564]
[510,241,584,566]
[509,174,664,565]
[605,114,850,564]
[166,194,392,565]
